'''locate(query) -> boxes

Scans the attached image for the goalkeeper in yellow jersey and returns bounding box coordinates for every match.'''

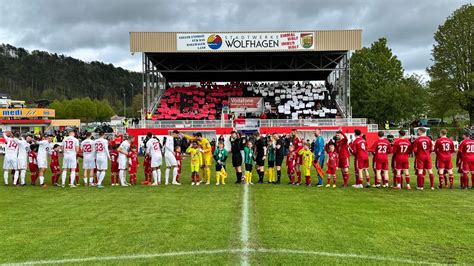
[213,141,228,185]
[182,132,212,185]
[186,141,203,186]
[298,142,313,186]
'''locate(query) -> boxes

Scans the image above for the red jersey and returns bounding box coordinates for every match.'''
[351,137,368,160]
[110,150,118,164]
[175,151,182,167]
[128,151,138,168]
[371,138,392,162]
[292,136,303,152]
[286,150,297,169]
[50,150,60,166]
[413,136,433,159]
[434,137,454,161]
[393,138,412,162]
[28,151,38,170]
[457,139,474,162]
[327,151,338,168]
[336,132,350,159]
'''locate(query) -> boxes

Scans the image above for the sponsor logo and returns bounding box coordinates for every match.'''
[2,110,22,116]
[207,34,223,50]
[300,33,313,49]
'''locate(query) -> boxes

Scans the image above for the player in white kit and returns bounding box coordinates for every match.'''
[163,130,180,185]
[36,134,53,187]
[61,130,80,187]
[95,131,110,188]
[117,135,134,187]
[3,132,19,186]
[145,132,163,186]
[81,132,96,186]
[16,134,33,186]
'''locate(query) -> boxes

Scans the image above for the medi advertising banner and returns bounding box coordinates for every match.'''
[177,32,315,51]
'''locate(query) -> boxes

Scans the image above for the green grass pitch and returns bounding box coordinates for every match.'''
[0,155,473,265]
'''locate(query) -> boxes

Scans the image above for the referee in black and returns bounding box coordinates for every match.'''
[230,131,243,184]
[273,133,285,184]
[254,132,267,184]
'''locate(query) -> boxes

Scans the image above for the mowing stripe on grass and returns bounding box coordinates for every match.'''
[240,184,250,266]
[1,248,443,265]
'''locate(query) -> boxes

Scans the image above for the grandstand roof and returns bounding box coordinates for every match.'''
[133,30,361,82]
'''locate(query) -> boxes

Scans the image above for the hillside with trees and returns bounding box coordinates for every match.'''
[0,44,141,115]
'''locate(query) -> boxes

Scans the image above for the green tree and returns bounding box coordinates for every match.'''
[131,93,143,118]
[95,99,115,122]
[427,4,473,124]
[350,38,408,125]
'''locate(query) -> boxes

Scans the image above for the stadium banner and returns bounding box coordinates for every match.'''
[0,108,55,118]
[177,32,314,51]
[229,97,263,112]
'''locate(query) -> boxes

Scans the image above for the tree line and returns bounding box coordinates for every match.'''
[0,44,141,114]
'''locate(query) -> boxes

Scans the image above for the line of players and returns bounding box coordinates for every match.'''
[228,128,474,190]
[2,127,474,189]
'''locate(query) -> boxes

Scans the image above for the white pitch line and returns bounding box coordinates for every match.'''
[1,249,242,266]
[1,248,445,265]
[255,248,443,265]
[240,183,250,266]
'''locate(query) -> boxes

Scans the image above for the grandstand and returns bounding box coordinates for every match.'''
[130,30,361,121]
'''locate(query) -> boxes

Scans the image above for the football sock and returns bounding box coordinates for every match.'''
[443,175,448,186]
[98,171,105,185]
[20,170,26,185]
[405,175,410,185]
[70,172,75,185]
[13,170,19,185]
[173,167,178,183]
[448,174,454,187]
[61,171,67,185]
[438,175,444,188]
[83,178,88,185]
[4,170,8,185]
[327,177,331,184]
[152,170,158,183]
[305,176,310,185]
[196,173,200,183]
[396,175,402,186]
[277,170,281,183]
[119,170,125,185]
[297,171,301,183]
[333,176,337,185]
[206,168,211,183]
[39,175,44,185]
[157,169,162,183]
[89,177,94,184]
[165,168,170,184]
[258,170,264,182]
[236,171,242,183]
[429,174,435,188]
[216,172,220,184]
[343,172,349,186]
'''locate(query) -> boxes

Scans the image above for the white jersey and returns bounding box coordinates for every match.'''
[81,138,96,160]
[94,138,110,159]
[3,134,19,158]
[163,137,175,155]
[146,138,162,157]
[17,139,30,160]
[118,140,131,161]
[37,140,50,159]
[62,136,79,156]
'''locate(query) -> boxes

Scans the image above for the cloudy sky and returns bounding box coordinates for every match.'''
[0,0,469,79]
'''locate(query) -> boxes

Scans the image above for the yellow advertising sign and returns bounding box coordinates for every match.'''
[0,108,55,118]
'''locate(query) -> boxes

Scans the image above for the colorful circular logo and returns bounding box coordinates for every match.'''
[207,34,222,50]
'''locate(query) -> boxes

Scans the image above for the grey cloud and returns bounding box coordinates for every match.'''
[0,0,469,74]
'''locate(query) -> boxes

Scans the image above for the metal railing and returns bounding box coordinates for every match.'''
[128,118,371,129]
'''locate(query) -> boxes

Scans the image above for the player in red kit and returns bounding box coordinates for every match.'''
[335,129,350,187]
[286,145,297,185]
[28,145,39,185]
[50,144,61,186]
[175,146,182,183]
[291,129,303,184]
[325,142,338,188]
[110,144,119,186]
[392,130,412,190]
[351,129,370,188]
[413,127,434,190]
[371,131,392,188]
[457,132,474,189]
[128,146,138,185]
[142,153,152,185]
[434,129,455,189]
